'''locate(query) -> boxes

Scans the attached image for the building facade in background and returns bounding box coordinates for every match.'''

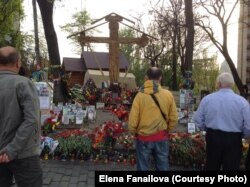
[238,0,250,92]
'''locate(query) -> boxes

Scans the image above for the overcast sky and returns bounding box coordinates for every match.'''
[22,0,239,65]
[22,0,153,59]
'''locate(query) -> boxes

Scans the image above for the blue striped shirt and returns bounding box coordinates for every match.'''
[193,88,250,138]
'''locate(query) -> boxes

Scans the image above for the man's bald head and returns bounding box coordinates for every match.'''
[146,67,162,81]
[0,46,20,66]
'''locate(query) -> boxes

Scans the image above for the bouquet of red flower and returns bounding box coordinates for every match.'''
[112,105,129,121]
[42,111,60,136]
[92,121,127,150]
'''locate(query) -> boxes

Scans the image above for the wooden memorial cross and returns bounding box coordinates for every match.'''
[78,13,149,84]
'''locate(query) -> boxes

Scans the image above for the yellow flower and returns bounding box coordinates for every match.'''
[55,122,60,126]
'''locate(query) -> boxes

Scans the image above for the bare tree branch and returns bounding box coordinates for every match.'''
[197,0,246,97]
[225,0,239,24]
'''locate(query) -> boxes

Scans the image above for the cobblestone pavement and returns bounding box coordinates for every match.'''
[12,159,189,187]
[11,160,136,187]
[41,160,137,187]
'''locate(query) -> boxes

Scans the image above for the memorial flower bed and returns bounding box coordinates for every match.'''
[169,133,206,169]
[41,126,249,169]
[67,77,137,106]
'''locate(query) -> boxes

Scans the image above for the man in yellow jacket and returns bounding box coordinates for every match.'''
[128,67,178,171]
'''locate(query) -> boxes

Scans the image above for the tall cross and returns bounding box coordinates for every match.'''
[78,13,149,84]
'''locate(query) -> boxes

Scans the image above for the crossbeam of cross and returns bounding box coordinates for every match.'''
[78,13,150,83]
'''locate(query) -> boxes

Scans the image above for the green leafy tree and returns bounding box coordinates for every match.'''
[158,50,182,89]
[119,28,137,63]
[119,28,147,87]
[21,31,49,76]
[0,0,24,48]
[132,61,150,86]
[60,10,93,54]
[192,51,219,94]
[118,27,180,89]
[149,0,209,90]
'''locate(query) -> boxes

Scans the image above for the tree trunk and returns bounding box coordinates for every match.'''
[184,0,194,72]
[37,0,60,66]
[223,47,246,97]
[32,0,41,65]
[172,33,178,91]
[221,19,245,97]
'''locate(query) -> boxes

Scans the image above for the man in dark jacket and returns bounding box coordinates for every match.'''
[0,46,42,187]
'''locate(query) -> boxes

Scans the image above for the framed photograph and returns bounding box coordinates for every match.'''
[188,123,196,134]
[96,102,105,109]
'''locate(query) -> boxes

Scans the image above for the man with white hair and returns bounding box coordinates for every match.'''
[193,72,250,170]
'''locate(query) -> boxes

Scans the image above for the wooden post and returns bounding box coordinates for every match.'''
[106,15,122,83]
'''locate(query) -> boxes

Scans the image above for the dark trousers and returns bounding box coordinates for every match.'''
[206,128,242,170]
[0,156,43,187]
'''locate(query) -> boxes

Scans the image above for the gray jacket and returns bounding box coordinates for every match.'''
[0,71,41,160]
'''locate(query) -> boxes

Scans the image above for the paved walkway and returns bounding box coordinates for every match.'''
[12,159,188,187]
[12,160,135,187]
